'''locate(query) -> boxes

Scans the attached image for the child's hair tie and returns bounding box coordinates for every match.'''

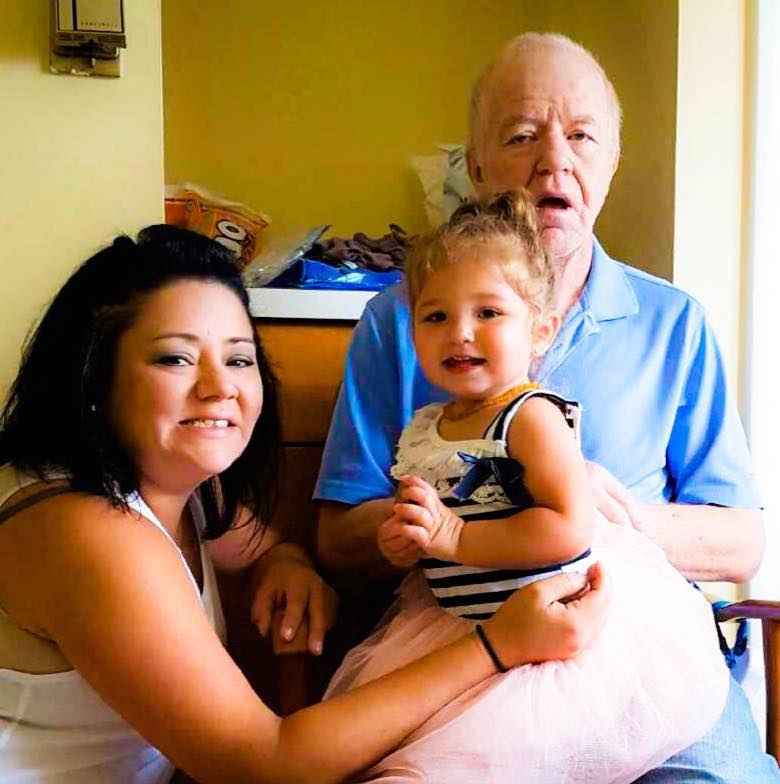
[475,624,509,673]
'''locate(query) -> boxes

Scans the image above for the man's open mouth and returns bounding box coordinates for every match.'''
[536,195,572,210]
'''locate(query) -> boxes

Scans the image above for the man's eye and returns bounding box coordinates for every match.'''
[506,132,534,145]
[569,131,593,142]
[422,311,446,323]
[478,308,501,319]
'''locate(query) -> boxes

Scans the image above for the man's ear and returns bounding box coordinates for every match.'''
[610,139,621,177]
[466,144,484,186]
[532,312,561,357]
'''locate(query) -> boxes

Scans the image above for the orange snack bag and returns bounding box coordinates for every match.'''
[164,183,271,270]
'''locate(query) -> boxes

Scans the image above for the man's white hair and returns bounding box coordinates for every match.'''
[469,32,622,156]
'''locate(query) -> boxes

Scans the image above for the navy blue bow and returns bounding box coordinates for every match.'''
[451,452,535,508]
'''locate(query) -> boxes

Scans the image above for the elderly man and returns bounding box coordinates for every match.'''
[316,33,776,781]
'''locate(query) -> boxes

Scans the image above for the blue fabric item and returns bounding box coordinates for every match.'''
[450,452,494,500]
[451,452,534,508]
[634,677,779,782]
[268,258,403,291]
[711,600,751,683]
[315,238,760,511]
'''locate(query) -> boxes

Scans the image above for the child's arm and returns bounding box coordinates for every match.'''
[394,398,595,569]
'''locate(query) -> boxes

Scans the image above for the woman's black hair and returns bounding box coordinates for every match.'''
[0,225,280,540]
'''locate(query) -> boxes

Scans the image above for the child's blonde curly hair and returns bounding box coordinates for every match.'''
[405,190,554,319]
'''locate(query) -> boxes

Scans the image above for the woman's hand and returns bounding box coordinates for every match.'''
[483,562,610,669]
[390,475,465,562]
[250,543,338,656]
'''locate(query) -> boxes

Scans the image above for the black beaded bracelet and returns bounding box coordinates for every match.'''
[474,623,508,673]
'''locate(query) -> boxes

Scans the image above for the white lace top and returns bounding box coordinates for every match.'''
[391,390,594,620]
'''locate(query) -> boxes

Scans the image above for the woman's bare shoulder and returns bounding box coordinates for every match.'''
[0,490,178,634]
[0,489,163,560]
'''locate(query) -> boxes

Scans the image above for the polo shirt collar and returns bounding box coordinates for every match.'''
[579,237,639,322]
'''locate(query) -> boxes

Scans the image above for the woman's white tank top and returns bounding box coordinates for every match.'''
[0,465,226,783]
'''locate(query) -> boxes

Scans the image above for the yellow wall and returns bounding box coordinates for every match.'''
[0,1,164,394]
[163,1,677,281]
[521,1,679,281]
[162,0,527,238]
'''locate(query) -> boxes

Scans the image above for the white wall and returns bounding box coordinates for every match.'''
[674,0,746,395]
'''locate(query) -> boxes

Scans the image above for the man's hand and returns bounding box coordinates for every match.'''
[585,461,641,529]
[390,475,465,562]
[583,463,764,582]
[251,544,338,656]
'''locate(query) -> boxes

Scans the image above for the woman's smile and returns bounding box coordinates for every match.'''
[179,417,232,428]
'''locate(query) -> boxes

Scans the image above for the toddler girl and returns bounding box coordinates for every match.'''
[325,192,730,784]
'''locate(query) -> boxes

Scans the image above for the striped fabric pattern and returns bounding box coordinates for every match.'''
[395,390,592,621]
[421,500,594,620]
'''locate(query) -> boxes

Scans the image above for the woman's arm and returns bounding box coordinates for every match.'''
[394,398,595,569]
[0,493,609,784]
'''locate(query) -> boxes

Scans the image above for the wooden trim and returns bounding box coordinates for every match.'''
[257,322,352,442]
[764,618,780,758]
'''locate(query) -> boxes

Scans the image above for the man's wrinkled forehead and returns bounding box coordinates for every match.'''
[477,43,616,141]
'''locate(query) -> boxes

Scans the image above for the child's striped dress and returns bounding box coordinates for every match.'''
[391,389,595,619]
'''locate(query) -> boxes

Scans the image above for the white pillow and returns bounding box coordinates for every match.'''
[410,144,475,227]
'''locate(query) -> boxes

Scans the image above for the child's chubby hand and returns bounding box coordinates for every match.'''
[377,513,424,569]
[391,475,465,562]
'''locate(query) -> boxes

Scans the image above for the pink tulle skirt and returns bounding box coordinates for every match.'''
[325,519,730,783]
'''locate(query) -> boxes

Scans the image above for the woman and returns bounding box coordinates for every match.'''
[0,226,609,783]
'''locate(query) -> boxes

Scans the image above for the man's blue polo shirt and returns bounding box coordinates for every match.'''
[315,239,759,510]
